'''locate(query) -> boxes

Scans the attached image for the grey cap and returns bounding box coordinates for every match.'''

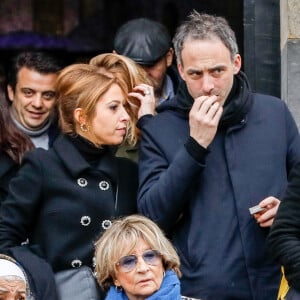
[114,18,171,66]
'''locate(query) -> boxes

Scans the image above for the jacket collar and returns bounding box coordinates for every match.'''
[53,134,118,181]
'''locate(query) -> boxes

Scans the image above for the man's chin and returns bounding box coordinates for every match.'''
[26,120,50,131]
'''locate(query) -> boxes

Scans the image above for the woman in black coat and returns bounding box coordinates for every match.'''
[0,102,34,204]
[0,63,154,299]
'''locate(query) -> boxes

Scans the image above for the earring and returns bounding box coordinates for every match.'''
[115,285,123,293]
[80,123,89,132]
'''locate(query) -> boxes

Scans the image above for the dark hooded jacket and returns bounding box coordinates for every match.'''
[138,72,300,300]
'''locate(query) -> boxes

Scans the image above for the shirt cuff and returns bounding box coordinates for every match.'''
[185,136,209,163]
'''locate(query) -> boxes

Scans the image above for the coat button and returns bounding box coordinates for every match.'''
[71,259,82,268]
[102,219,112,229]
[77,178,88,187]
[80,216,91,226]
[99,181,109,190]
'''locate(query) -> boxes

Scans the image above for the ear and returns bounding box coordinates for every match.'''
[74,108,86,125]
[114,279,120,287]
[233,54,242,74]
[7,85,14,102]
[165,48,174,67]
[177,63,186,81]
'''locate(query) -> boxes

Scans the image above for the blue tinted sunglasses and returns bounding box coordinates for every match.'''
[116,249,162,272]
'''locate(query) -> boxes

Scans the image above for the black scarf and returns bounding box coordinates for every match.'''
[176,71,253,129]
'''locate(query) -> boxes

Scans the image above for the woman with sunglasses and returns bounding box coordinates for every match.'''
[95,214,200,300]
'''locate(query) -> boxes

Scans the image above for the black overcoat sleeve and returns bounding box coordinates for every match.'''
[268,162,300,290]
[0,150,44,251]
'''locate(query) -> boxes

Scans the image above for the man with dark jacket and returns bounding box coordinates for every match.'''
[113,18,181,162]
[114,18,180,106]
[138,11,300,300]
[6,51,64,149]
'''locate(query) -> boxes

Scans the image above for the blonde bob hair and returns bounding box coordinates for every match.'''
[94,214,181,291]
[55,63,137,146]
[90,53,153,139]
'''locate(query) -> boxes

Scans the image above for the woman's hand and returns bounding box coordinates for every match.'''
[128,84,156,119]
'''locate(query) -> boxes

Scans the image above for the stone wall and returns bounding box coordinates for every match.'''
[281,0,300,128]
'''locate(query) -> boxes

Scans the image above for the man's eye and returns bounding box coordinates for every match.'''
[24,90,33,96]
[212,68,224,76]
[188,72,202,79]
[43,92,56,100]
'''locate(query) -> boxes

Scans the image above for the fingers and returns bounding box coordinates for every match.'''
[253,196,281,227]
[255,212,276,227]
[132,84,154,97]
[190,95,222,124]
[128,84,154,100]
[254,208,275,227]
[259,196,280,208]
[189,95,223,148]
[128,84,155,118]
[193,95,218,112]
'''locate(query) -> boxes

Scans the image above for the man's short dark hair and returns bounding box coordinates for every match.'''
[173,11,238,66]
[7,51,64,91]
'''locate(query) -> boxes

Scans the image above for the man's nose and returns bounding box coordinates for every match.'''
[31,94,43,107]
[202,74,214,94]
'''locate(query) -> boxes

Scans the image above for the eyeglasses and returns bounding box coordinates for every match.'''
[116,250,162,272]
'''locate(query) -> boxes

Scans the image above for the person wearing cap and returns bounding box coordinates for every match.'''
[114,18,180,106]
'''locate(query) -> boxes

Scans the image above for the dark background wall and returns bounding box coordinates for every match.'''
[0,0,280,98]
[67,0,243,58]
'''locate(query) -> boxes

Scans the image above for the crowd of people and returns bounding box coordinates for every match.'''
[0,10,300,300]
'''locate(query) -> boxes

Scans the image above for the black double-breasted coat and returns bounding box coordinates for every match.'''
[0,134,138,272]
[0,151,19,205]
